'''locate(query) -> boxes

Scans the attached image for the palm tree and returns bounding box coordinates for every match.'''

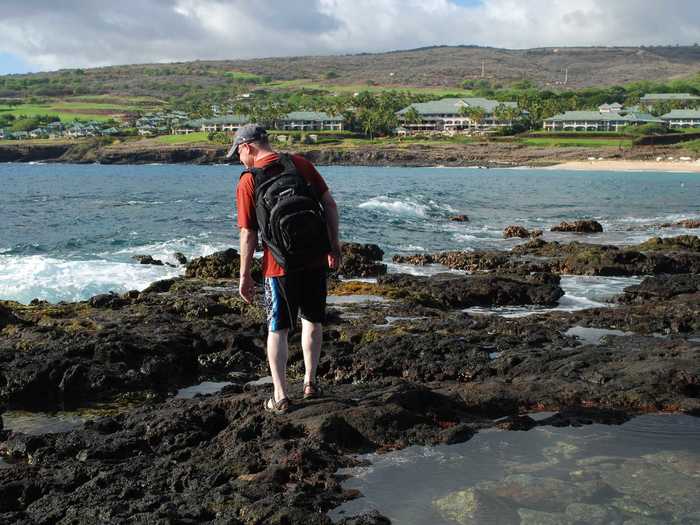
[402,106,422,131]
[494,104,522,125]
[459,105,486,131]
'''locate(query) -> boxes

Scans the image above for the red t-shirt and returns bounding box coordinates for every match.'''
[236,153,329,277]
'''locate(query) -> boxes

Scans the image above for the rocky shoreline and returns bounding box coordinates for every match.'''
[0,237,699,523]
[0,139,696,168]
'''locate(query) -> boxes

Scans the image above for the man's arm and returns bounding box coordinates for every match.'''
[239,227,258,303]
[321,190,341,270]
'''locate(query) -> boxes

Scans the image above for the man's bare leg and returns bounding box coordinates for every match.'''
[267,328,289,402]
[301,319,323,387]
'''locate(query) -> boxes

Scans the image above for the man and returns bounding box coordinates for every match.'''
[229,124,341,414]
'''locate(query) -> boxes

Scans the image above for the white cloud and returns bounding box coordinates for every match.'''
[1,0,699,72]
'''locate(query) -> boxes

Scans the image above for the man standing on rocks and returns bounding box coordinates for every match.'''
[230,124,341,414]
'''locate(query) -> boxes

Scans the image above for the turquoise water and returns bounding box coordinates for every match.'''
[0,163,698,303]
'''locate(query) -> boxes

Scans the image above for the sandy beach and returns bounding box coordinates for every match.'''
[549,159,700,172]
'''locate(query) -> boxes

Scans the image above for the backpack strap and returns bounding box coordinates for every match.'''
[239,154,297,188]
[276,153,297,175]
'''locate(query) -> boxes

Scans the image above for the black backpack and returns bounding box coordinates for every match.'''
[246,154,331,272]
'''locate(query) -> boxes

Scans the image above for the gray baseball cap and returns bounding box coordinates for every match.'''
[226,123,268,159]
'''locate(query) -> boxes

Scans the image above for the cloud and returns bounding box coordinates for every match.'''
[1,0,700,72]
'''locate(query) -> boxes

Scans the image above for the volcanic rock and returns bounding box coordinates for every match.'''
[450,215,470,222]
[173,252,188,264]
[131,254,164,266]
[88,292,128,309]
[377,272,564,308]
[503,225,542,239]
[185,248,241,279]
[503,225,531,239]
[661,219,700,229]
[620,274,700,303]
[635,235,700,252]
[550,220,604,233]
[339,242,387,278]
[0,304,25,329]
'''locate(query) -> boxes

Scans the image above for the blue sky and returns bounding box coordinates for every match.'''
[1,0,699,75]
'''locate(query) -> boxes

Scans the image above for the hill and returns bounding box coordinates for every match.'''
[3,45,700,100]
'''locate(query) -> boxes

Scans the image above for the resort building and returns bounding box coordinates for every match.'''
[184,115,249,134]
[640,93,700,106]
[598,103,623,113]
[396,97,521,134]
[175,112,345,134]
[543,110,665,132]
[136,111,191,135]
[660,109,700,129]
[279,112,344,131]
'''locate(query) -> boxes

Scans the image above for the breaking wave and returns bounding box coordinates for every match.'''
[358,195,458,218]
[0,255,182,305]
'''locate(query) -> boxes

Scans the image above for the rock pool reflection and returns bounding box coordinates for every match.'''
[330,414,700,524]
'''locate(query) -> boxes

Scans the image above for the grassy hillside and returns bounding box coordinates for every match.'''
[3,45,700,101]
[0,96,163,122]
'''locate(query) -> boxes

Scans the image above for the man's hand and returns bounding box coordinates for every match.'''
[328,243,342,271]
[239,273,255,303]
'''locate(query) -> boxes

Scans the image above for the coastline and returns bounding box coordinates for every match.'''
[2,139,699,170]
[1,242,699,522]
[548,159,700,173]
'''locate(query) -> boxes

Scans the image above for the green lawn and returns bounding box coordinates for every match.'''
[154,132,477,148]
[155,132,210,144]
[679,139,700,152]
[519,137,632,147]
[0,97,154,122]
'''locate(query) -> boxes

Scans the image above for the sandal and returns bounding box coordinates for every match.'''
[264,396,290,415]
[303,382,323,400]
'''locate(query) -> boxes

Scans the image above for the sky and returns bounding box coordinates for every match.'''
[1,0,700,75]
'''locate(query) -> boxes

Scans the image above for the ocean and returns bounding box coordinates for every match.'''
[1,163,699,305]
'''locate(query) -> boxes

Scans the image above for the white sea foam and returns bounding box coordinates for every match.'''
[397,244,426,252]
[386,262,462,276]
[108,237,232,265]
[453,233,479,242]
[358,195,458,218]
[358,196,430,217]
[464,275,641,317]
[0,255,182,304]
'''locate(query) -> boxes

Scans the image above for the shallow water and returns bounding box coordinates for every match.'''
[2,410,87,435]
[174,381,234,399]
[564,326,637,345]
[1,164,698,304]
[1,401,143,435]
[464,274,641,317]
[329,414,700,524]
[327,294,389,305]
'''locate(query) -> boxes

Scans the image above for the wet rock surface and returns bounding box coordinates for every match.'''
[550,220,604,233]
[0,279,268,410]
[377,272,564,308]
[338,243,387,278]
[620,273,700,303]
[132,254,165,266]
[185,248,242,279]
[396,235,700,277]
[503,225,542,239]
[1,235,699,522]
